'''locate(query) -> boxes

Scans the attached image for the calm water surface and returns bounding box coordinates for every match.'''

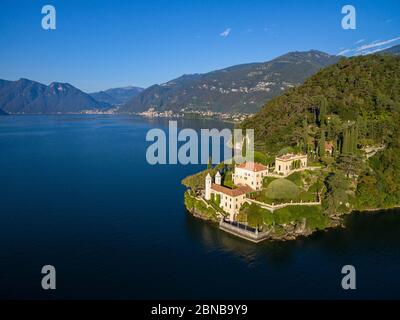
[0,115,399,299]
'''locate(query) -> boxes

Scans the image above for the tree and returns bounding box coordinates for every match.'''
[336,154,364,178]
[323,172,351,215]
[318,95,328,125]
[319,126,326,157]
[302,118,309,153]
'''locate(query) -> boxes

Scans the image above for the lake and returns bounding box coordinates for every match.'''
[0,115,399,299]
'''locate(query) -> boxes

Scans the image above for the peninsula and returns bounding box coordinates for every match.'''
[182,54,400,242]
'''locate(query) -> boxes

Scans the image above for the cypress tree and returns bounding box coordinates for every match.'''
[303,118,308,153]
[319,96,327,125]
[319,127,326,157]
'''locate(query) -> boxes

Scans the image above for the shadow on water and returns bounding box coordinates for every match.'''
[184,211,299,268]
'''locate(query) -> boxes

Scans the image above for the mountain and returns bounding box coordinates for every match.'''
[0,109,7,115]
[242,54,400,153]
[90,86,144,106]
[0,78,105,114]
[380,44,400,56]
[122,50,341,114]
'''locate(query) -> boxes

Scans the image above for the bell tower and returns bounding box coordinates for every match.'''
[205,173,212,200]
[215,171,222,185]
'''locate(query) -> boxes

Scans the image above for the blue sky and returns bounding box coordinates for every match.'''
[0,0,399,92]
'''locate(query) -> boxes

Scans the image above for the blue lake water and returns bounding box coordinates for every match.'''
[0,115,399,299]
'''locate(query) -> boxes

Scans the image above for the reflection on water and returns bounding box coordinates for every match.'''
[185,211,310,268]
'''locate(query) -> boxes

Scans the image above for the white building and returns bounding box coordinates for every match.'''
[232,162,269,191]
[205,172,253,221]
[275,153,307,176]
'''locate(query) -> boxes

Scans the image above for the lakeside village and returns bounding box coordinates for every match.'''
[79,106,251,123]
[182,141,386,243]
[79,106,252,123]
[138,107,252,123]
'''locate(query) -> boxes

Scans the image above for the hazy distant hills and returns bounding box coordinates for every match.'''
[122,50,341,114]
[0,108,7,115]
[90,86,144,106]
[0,78,105,114]
[381,44,400,56]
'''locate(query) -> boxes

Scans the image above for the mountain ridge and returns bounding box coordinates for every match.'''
[122,50,341,114]
[90,86,144,106]
[0,78,106,114]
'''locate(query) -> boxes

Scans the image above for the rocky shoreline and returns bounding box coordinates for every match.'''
[186,204,345,242]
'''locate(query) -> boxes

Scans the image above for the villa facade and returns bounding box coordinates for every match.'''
[232,162,269,191]
[205,172,253,221]
[274,153,307,176]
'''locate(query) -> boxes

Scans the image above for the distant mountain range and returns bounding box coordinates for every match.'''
[0,78,143,114]
[1,45,398,115]
[0,108,7,115]
[90,86,144,106]
[0,78,106,114]
[121,50,341,114]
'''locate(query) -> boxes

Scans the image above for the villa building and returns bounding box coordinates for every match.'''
[205,172,254,221]
[325,141,334,155]
[232,162,269,191]
[203,157,311,219]
[275,153,308,176]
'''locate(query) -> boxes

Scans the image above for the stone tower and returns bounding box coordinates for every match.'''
[215,171,222,185]
[205,173,212,200]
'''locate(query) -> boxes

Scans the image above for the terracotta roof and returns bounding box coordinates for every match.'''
[325,141,334,150]
[211,183,254,197]
[276,153,307,161]
[237,161,268,172]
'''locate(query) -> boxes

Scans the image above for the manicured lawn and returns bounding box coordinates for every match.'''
[264,179,300,201]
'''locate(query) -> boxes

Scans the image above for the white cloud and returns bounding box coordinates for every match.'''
[359,46,393,55]
[337,36,400,57]
[337,49,352,55]
[355,39,365,44]
[220,28,231,37]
